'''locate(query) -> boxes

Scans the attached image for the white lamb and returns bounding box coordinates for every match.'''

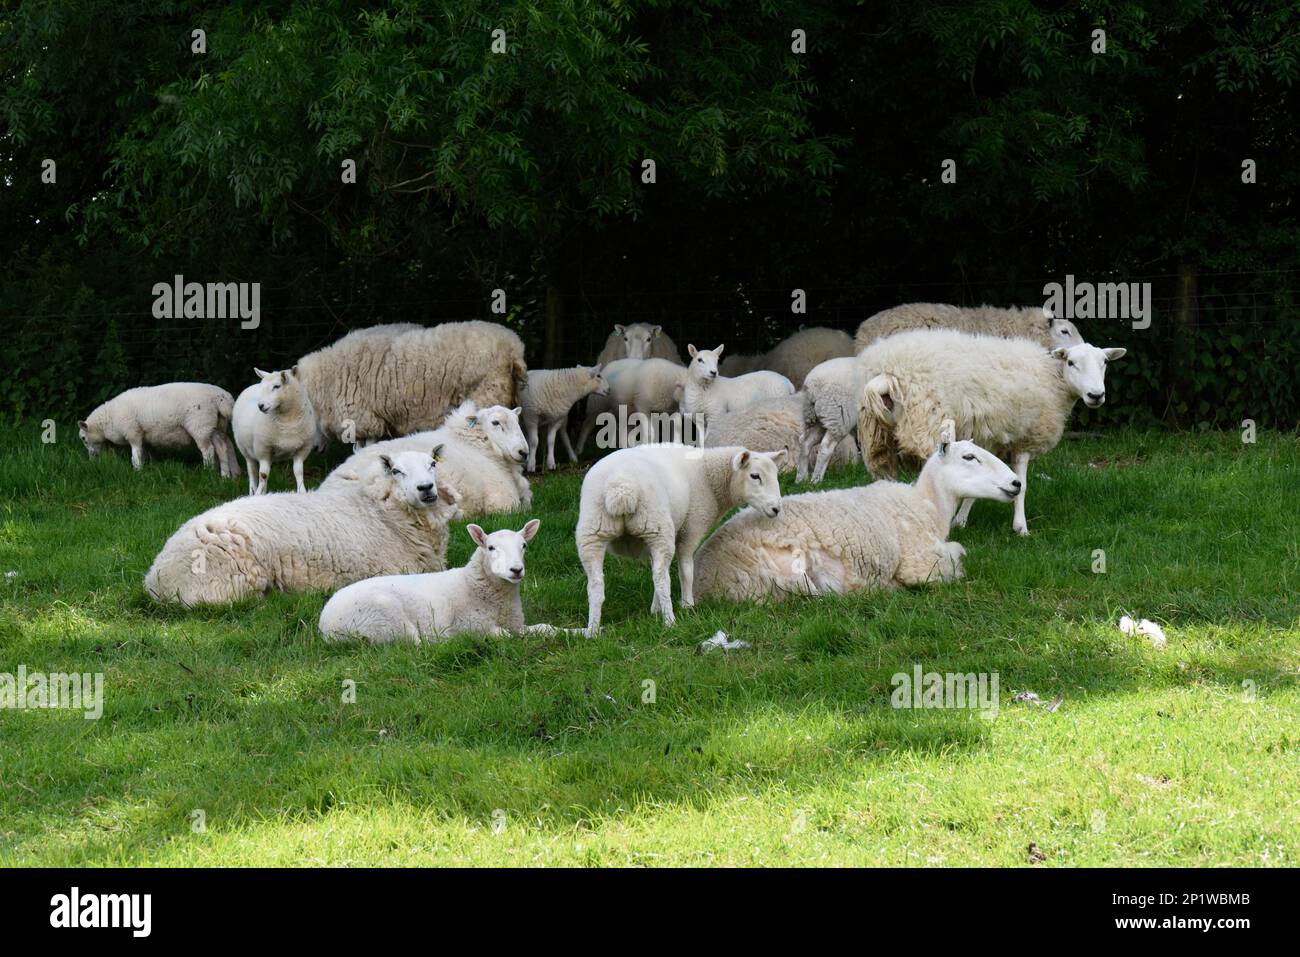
[232,367,323,494]
[695,436,1021,601]
[854,303,1083,353]
[321,402,530,517]
[295,320,527,444]
[798,356,866,483]
[79,382,240,478]
[144,449,456,606]
[595,322,682,365]
[856,329,1126,535]
[703,394,855,475]
[575,443,785,633]
[576,357,689,451]
[680,344,795,423]
[319,519,562,643]
[521,365,608,471]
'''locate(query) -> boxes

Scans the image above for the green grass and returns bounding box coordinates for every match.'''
[1,427,1298,866]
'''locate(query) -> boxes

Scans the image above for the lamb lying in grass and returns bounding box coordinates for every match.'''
[232,366,323,494]
[696,436,1020,602]
[79,382,240,478]
[576,443,785,633]
[144,449,455,606]
[320,519,562,643]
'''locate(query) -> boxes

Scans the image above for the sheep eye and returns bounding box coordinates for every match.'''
[962,453,976,461]
[749,473,760,480]
[1068,360,1075,367]
[488,545,495,552]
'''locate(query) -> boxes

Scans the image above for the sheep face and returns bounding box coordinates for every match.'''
[379,449,441,506]
[730,449,786,517]
[1052,344,1126,408]
[251,366,301,414]
[937,439,1020,502]
[77,419,104,458]
[468,518,540,583]
[587,365,610,397]
[687,343,725,381]
[1043,308,1084,348]
[469,405,529,465]
[613,323,661,359]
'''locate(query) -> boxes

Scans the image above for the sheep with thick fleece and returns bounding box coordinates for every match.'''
[321,402,530,516]
[719,327,854,386]
[79,383,240,478]
[521,365,608,471]
[855,329,1125,535]
[703,394,854,476]
[695,437,1021,601]
[854,303,1083,353]
[576,443,785,633]
[576,358,689,451]
[595,323,683,365]
[681,344,795,422]
[233,367,323,494]
[295,320,527,444]
[798,356,867,483]
[144,449,455,606]
[320,520,562,643]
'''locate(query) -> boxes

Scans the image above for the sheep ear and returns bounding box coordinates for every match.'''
[77,419,89,430]
[254,368,271,380]
[466,416,478,428]
[379,454,395,474]
[714,343,725,356]
[1103,347,1127,361]
[688,344,698,358]
[650,325,662,339]
[1042,304,1055,322]
[281,370,291,385]
[511,406,523,417]
[614,324,626,336]
[732,450,751,471]
[765,449,787,463]
[939,419,957,444]
[290,364,299,378]
[520,518,541,542]
[1050,347,1070,360]
[467,524,488,547]
[936,438,950,457]
[591,363,604,375]
[431,443,445,464]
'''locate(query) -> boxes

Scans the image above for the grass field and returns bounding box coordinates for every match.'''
[1,426,1298,866]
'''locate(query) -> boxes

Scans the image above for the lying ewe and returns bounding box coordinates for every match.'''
[232,367,323,494]
[79,383,240,478]
[144,449,455,606]
[681,344,795,422]
[856,329,1125,535]
[521,365,608,471]
[576,357,689,451]
[295,320,527,444]
[321,402,530,516]
[703,394,855,476]
[799,356,867,483]
[696,437,1020,601]
[595,322,682,365]
[854,303,1083,353]
[320,520,561,643]
[576,443,785,633]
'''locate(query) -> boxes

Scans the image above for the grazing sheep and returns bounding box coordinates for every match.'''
[703,394,855,476]
[232,367,323,495]
[320,519,562,643]
[595,322,682,365]
[854,303,1083,353]
[322,402,530,517]
[696,437,1021,601]
[144,449,456,606]
[680,344,795,422]
[79,383,240,478]
[521,365,608,471]
[798,356,866,483]
[576,357,690,452]
[855,329,1125,535]
[576,443,785,633]
[295,320,527,445]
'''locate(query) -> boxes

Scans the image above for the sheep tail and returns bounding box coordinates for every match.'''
[511,357,529,407]
[603,479,640,516]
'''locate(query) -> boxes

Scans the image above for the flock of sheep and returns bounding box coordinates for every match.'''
[76,304,1125,641]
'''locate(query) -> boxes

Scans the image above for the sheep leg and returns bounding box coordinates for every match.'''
[243,455,257,496]
[256,459,271,495]
[129,441,145,471]
[579,540,607,636]
[811,429,840,484]
[1011,452,1031,536]
[559,417,578,463]
[292,455,307,494]
[576,403,601,454]
[545,420,561,471]
[647,539,676,625]
[796,425,819,482]
[952,498,975,528]
[210,429,239,478]
[525,418,540,472]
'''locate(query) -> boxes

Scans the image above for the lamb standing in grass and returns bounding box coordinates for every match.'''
[321,402,530,516]
[703,394,855,476]
[855,329,1125,535]
[320,520,562,643]
[521,365,608,471]
[79,383,240,478]
[144,449,456,606]
[695,437,1021,601]
[854,303,1083,353]
[680,344,795,423]
[576,443,785,633]
[232,367,323,494]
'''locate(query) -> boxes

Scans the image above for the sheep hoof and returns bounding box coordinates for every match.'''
[1013,523,1029,537]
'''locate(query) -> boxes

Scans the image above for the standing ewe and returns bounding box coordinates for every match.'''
[79,383,240,478]
[855,329,1125,535]
[680,344,795,422]
[233,367,323,494]
[320,520,562,643]
[321,402,530,516]
[144,449,456,606]
[695,437,1021,601]
[521,365,608,471]
[595,323,682,365]
[296,320,527,445]
[576,358,689,452]
[854,303,1083,353]
[576,443,785,633]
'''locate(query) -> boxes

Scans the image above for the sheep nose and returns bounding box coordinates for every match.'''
[510,566,523,576]
[770,505,781,517]
[416,483,434,492]
[257,403,267,413]
[1010,479,1022,489]
[1088,391,1104,402]
[708,370,717,378]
